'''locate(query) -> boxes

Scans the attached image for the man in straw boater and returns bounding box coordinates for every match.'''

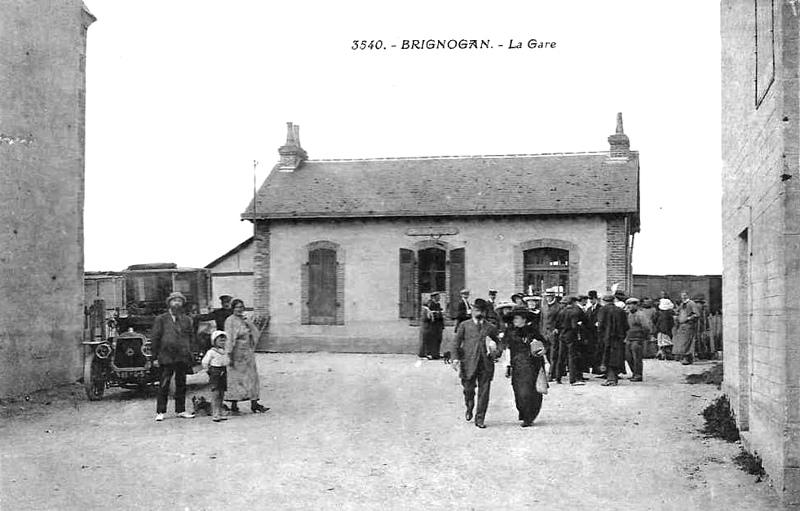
[443,298,502,428]
[151,291,197,421]
[499,305,547,427]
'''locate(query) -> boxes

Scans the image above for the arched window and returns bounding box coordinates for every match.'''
[302,242,344,325]
[418,247,446,294]
[524,247,570,295]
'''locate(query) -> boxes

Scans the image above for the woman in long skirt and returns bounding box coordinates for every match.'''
[655,298,675,360]
[224,299,268,414]
[500,306,545,427]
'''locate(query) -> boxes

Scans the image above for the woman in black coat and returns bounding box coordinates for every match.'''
[500,306,546,427]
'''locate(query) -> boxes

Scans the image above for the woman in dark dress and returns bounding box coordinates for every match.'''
[500,305,546,427]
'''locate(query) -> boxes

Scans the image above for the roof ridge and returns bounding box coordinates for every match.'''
[306,150,636,163]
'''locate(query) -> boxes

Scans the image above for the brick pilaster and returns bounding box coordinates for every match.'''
[606,216,630,293]
[253,221,270,334]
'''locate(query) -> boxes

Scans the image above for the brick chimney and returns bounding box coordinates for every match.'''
[607,112,630,159]
[277,122,308,171]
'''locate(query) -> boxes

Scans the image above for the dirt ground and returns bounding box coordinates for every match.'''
[0,354,782,510]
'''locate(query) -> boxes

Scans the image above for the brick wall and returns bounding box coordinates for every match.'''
[606,216,630,293]
[721,1,800,504]
[252,221,270,334]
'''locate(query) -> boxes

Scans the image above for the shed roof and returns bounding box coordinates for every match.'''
[243,150,640,228]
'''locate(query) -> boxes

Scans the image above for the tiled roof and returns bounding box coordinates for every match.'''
[243,151,639,224]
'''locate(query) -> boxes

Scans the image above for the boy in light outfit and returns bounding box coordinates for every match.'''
[202,330,230,422]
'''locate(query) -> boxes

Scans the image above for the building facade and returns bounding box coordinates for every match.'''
[205,237,255,307]
[0,1,95,397]
[244,118,640,353]
[721,1,800,505]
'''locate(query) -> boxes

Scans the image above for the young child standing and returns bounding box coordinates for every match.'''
[202,330,230,422]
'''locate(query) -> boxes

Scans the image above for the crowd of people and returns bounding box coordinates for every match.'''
[417,287,704,428]
[150,293,268,422]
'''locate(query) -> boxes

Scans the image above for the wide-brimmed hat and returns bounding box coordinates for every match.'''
[165,291,186,306]
[602,294,615,302]
[472,298,488,311]
[658,298,675,311]
[504,305,536,322]
[210,330,227,345]
[494,300,515,312]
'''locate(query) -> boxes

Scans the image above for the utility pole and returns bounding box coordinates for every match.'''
[253,159,259,237]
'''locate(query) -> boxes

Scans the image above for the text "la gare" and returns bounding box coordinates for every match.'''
[507,39,556,49]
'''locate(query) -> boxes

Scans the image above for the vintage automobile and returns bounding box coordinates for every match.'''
[83,263,213,400]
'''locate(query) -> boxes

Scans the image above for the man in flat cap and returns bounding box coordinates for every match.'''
[196,294,235,351]
[198,294,234,331]
[624,297,650,382]
[444,299,501,428]
[151,291,197,421]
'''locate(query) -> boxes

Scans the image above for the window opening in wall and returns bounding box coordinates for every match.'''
[418,247,446,294]
[524,248,570,294]
[755,0,775,107]
[309,248,337,324]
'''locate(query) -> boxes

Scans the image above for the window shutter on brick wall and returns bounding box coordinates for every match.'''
[399,248,416,318]
[309,248,337,324]
[448,248,465,319]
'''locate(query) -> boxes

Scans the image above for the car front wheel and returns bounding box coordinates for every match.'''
[84,353,106,401]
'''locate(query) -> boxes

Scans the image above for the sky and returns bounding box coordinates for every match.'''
[83,1,722,275]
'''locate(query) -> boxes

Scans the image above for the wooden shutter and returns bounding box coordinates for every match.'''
[399,248,416,318]
[309,248,336,324]
[448,248,465,319]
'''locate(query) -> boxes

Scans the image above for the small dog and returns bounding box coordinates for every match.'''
[191,396,213,416]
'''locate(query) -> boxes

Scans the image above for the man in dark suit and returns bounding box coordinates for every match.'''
[543,288,563,380]
[151,291,197,421]
[195,294,233,351]
[444,299,501,428]
[555,295,585,385]
[454,288,472,332]
[584,290,603,375]
[198,294,233,331]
